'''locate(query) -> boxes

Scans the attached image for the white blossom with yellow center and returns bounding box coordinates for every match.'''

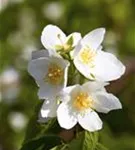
[57,82,122,132]
[41,24,82,55]
[73,28,125,81]
[28,50,69,99]
[73,92,93,111]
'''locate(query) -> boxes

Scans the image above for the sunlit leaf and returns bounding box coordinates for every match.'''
[68,131,99,150]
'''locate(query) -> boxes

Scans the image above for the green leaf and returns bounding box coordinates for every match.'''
[23,102,61,142]
[23,101,44,141]
[50,144,68,150]
[21,102,62,150]
[90,73,95,80]
[21,103,62,150]
[95,143,108,150]
[68,131,99,150]
[20,135,62,150]
[66,36,73,46]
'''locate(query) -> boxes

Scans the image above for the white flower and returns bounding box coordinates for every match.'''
[41,99,58,118]
[41,24,81,54]
[73,28,125,81]
[57,82,122,132]
[28,50,69,99]
[40,92,65,118]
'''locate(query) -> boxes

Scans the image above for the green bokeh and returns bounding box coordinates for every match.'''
[0,0,135,150]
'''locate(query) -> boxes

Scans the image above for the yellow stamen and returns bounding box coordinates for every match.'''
[80,48,95,65]
[45,64,64,85]
[74,92,93,111]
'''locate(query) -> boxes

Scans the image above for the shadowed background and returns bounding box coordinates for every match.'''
[0,0,135,150]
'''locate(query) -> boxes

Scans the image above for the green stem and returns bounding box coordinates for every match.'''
[67,60,76,86]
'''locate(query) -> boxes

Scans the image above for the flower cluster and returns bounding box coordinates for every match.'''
[28,25,125,132]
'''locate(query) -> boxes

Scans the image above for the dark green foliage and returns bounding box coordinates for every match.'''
[21,135,62,150]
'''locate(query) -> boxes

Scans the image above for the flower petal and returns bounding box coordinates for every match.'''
[63,62,70,87]
[71,41,82,59]
[41,99,58,118]
[57,102,77,129]
[38,82,63,99]
[93,91,122,113]
[38,112,50,123]
[41,24,66,50]
[50,57,70,69]
[63,84,80,94]
[28,57,49,81]
[78,110,102,132]
[82,28,105,50]
[74,56,92,79]
[82,81,109,92]
[60,85,80,103]
[94,51,126,81]
[32,50,49,60]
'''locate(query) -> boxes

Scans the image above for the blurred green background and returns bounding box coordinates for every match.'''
[0,0,135,150]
